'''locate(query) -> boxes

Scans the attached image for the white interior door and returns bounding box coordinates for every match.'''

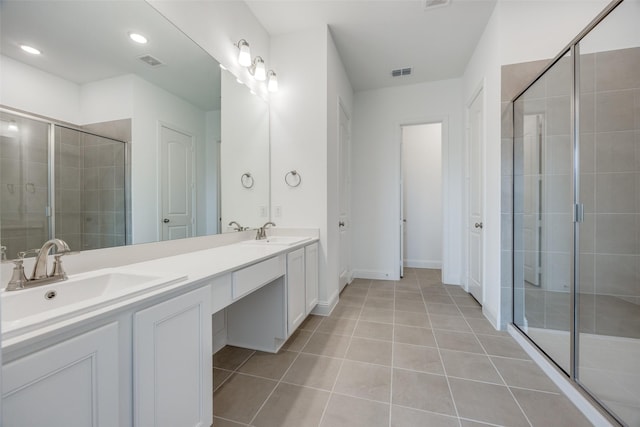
[338,102,352,291]
[468,89,484,303]
[160,124,194,241]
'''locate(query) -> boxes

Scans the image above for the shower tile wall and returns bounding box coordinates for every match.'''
[55,126,82,251]
[579,46,640,339]
[0,114,50,260]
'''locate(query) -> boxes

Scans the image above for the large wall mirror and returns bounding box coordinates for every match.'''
[0,0,270,260]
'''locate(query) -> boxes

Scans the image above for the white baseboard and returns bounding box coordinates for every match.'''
[311,289,339,316]
[404,260,442,269]
[508,325,616,427]
[353,269,395,280]
[482,305,499,330]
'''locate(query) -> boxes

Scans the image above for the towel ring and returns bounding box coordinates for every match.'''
[241,172,254,189]
[285,170,302,187]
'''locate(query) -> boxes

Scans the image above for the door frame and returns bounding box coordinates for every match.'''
[396,115,450,281]
[338,97,353,290]
[157,120,196,240]
[464,80,485,300]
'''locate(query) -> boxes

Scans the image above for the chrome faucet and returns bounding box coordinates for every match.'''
[5,238,71,291]
[255,222,276,240]
[228,221,246,232]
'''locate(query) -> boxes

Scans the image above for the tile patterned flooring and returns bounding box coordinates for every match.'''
[213,268,592,427]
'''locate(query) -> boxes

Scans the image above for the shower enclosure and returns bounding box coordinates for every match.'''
[0,109,128,259]
[512,0,640,425]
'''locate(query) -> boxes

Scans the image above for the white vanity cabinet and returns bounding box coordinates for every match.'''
[305,242,319,314]
[2,322,120,427]
[134,286,212,427]
[287,247,306,334]
[287,242,319,336]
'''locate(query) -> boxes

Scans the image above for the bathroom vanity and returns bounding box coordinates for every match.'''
[1,236,319,427]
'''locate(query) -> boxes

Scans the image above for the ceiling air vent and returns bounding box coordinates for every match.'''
[138,54,164,67]
[424,0,451,10]
[391,67,412,78]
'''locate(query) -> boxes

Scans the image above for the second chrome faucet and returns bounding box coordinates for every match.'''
[256,222,276,240]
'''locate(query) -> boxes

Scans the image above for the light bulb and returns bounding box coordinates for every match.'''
[129,32,148,44]
[237,40,251,67]
[254,58,266,81]
[20,45,41,55]
[268,71,278,92]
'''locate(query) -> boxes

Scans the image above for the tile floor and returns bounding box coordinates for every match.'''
[213,268,592,427]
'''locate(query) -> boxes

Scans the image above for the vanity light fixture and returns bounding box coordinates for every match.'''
[20,44,41,55]
[128,32,148,44]
[267,70,278,92]
[7,120,18,132]
[236,39,251,67]
[250,56,266,81]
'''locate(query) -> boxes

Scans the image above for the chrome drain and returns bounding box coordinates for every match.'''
[44,290,57,300]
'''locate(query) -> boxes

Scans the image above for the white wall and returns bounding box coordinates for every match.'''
[269,26,333,309]
[402,123,442,269]
[80,75,134,124]
[0,55,81,123]
[220,70,270,230]
[461,0,610,328]
[352,78,463,285]
[205,110,221,235]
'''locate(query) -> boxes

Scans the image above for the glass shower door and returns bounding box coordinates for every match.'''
[576,1,640,424]
[513,51,574,374]
[0,111,50,260]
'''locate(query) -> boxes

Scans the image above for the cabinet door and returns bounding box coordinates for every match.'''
[134,286,212,427]
[305,243,319,314]
[2,322,119,427]
[287,247,306,335]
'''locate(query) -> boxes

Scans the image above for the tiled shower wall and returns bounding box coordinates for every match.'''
[502,47,640,335]
[54,125,127,251]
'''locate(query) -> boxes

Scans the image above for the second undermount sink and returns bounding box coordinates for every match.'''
[2,269,186,338]
[242,236,312,246]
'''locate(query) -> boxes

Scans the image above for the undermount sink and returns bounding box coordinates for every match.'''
[2,269,186,338]
[242,236,312,246]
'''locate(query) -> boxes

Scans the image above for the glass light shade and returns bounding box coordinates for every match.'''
[238,40,251,67]
[254,58,266,81]
[268,72,278,92]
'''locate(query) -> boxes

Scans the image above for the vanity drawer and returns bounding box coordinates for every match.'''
[210,274,232,313]
[232,255,285,300]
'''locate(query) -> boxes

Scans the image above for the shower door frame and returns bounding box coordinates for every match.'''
[0,106,130,251]
[510,0,629,425]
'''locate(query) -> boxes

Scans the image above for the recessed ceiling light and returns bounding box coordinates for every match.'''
[129,32,148,44]
[20,45,41,55]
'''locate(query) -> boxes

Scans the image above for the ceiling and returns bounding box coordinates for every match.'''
[246,0,497,91]
[0,1,221,111]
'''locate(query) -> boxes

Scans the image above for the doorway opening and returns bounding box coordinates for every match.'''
[400,122,443,278]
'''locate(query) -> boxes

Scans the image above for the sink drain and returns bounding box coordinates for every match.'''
[44,290,57,300]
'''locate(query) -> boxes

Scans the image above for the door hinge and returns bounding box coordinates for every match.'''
[573,203,584,223]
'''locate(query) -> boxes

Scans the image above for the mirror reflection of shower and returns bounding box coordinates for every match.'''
[0,109,128,259]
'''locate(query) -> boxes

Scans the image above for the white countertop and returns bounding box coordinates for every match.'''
[1,236,318,353]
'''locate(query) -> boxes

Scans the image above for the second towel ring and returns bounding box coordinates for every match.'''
[241,172,254,189]
[285,170,302,187]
